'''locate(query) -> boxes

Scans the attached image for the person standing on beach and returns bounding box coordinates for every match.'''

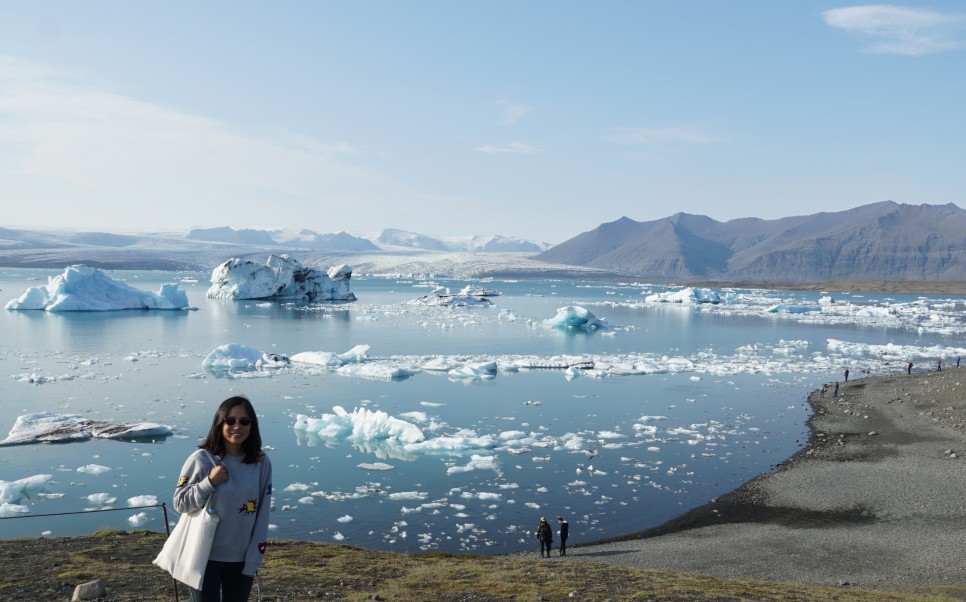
[907,361,913,375]
[821,384,828,398]
[172,395,272,602]
[834,382,839,397]
[957,356,961,368]
[557,516,569,556]
[938,359,943,372]
[844,369,849,382]
[536,517,553,558]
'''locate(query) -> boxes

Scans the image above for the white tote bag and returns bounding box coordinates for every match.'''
[153,452,220,590]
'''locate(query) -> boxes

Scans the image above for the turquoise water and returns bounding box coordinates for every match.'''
[0,268,960,553]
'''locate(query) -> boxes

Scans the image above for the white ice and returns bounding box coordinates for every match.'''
[0,474,53,515]
[543,306,607,330]
[290,345,370,367]
[407,289,493,307]
[201,343,291,372]
[206,254,356,301]
[0,412,173,446]
[5,265,189,311]
[644,287,721,304]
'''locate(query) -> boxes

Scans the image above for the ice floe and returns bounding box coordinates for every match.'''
[0,474,54,516]
[0,412,173,446]
[644,287,721,304]
[207,254,356,301]
[5,265,189,311]
[543,306,607,330]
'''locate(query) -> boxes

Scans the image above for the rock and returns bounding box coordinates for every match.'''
[71,578,106,601]
[868,431,878,436]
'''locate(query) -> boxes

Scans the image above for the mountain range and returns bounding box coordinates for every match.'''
[536,201,966,282]
[3,203,965,283]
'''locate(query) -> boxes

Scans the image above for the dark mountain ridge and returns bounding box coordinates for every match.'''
[536,202,966,282]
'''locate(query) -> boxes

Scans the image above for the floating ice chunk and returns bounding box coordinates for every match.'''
[337,363,421,380]
[0,413,172,446]
[128,495,157,507]
[128,512,150,526]
[406,433,497,452]
[77,464,112,475]
[447,455,500,474]
[337,515,353,523]
[0,474,54,506]
[408,290,493,306]
[457,285,502,297]
[388,491,428,501]
[767,303,821,314]
[5,265,189,311]
[86,493,117,506]
[598,431,625,439]
[201,344,290,372]
[290,345,370,367]
[206,255,356,301]
[447,361,497,380]
[283,483,312,492]
[333,532,346,541]
[294,407,425,445]
[524,502,540,509]
[644,287,721,304]
[543,306,607,330]
[358,462,394,471]
[0,503,31,517]
[399,412,428,422]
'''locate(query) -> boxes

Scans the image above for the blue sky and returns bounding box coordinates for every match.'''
[1,2,964,243]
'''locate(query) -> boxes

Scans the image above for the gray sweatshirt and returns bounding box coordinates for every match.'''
[173,448,272,576]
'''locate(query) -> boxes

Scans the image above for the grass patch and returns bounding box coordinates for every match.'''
[0,533,959,601]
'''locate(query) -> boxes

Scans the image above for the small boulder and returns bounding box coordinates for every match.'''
[72,578,106,601]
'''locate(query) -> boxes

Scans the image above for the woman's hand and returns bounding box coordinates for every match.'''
[208,464,229,486]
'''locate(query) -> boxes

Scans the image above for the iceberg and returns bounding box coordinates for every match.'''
[0,474,53,516]
[294,406,426,446]
[407,289,493,307]
[5,265,189,311]
[543,306,607,330]
[766,303,822,314]
[290,345,370,367]
[0,413,173,446]
[644,287,721,304]
[206,254,356,301]
[201,343,291,372]
[457,285,502,297]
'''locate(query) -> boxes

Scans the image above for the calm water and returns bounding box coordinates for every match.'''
[0,268,960,553]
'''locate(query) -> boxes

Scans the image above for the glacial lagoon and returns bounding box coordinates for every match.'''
[2,268,964,553]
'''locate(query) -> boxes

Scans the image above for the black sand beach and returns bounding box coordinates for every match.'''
[569,368,966,591]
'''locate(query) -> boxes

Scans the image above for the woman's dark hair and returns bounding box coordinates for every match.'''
[199,395,263,463]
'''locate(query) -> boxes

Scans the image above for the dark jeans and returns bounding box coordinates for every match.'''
[540,540,552,557]
[189,561,254,602]
[559,536,567,556]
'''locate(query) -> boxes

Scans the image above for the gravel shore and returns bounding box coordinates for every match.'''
[567,368,966,591]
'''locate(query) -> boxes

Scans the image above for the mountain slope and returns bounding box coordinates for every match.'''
[536,202,966,282]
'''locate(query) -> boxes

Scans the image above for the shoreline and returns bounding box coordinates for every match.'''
[567,368,966,590]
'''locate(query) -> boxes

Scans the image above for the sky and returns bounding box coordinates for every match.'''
[1,2,965,244]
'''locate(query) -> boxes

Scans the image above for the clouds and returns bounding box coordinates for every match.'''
[0,55,407,230]
[823,5,964,56]
[474,140,542,155]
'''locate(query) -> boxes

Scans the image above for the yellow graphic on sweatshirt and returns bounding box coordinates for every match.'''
[177,475,189,487]
[238,499,257,515]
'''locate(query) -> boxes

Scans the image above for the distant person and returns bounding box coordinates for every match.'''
[844,369,849,382]
[907,361,913,375]
[535,517,553,558]
[557,516,569,556]
[834,382,839,397]
[957,356,961,368]
[820,384,828,398]
[938,359,942,372]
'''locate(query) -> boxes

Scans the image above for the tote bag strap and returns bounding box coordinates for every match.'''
[198,449,220,508]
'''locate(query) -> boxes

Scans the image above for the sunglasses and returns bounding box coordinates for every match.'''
[224,416,254,427]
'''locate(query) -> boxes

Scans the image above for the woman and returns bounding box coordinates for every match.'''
[173,396,272,602]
